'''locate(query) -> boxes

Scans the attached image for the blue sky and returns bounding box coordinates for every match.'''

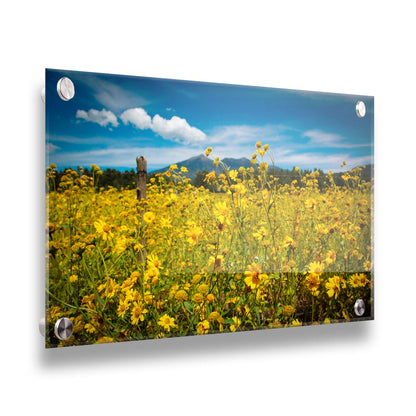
[46,69,374,173]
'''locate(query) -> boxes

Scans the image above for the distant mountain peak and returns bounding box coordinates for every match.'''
[150,154,252,176]
[222,156,250,165]
[182,153,206,162]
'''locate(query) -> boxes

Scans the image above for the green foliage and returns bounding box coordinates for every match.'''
[51,167,137,191]
[47,164,373,193]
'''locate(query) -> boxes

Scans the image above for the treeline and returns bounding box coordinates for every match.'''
[50,168,138,190]
[48,164,373,191]
[191,165,373,191]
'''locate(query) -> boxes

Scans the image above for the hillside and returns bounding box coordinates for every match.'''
[151,154,252,177]
[150,153,373,181]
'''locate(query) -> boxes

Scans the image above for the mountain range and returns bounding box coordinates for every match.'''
[150,153,374,179]
[151,154,252,177]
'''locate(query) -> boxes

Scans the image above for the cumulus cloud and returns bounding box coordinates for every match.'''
[76,108,119,128]
[120,107,206,144]
[120,108,152,130]
[151,114,206,143]
[76,106,206,144]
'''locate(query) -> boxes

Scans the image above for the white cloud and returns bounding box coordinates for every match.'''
[46,134,118,146]
[277,152,373,172]
[207,124,294,147]
[48,145,201,170]
[303,130,344,147]
[209,125,270,144]
[94,84,147,112]
[120,108,152,130]
[120,107,206,145]
[302,129,371,148]
[152,114,206,143]
[202,124,289,160]
[73,75,149,112]
[76,108,119,127]
[46,143,60,154]
[48,143,372,173]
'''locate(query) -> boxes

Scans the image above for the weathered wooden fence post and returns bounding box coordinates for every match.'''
[136,156,147,200]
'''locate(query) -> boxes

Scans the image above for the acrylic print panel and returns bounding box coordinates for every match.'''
[45,69,374,348]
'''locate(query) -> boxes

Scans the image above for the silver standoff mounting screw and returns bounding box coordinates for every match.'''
[57,77,75,101]
[356,100,366,118]
[39,317,45,337]
[54,317,73,340]
[354,299,366,317]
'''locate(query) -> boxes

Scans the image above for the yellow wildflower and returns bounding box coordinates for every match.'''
[307,261,324,275]
[324,250,336,265]
[208,311,220,322]
[95,336,114,344]
[144,291,154,304]
[305,198,317,210]
[174,290,188,301]
[98,277,118,299]
[325,276,345,299]
[160,217,172,228]
[230,316,241,332]
[192,274,202,285]
[143,211,156,224]
[229,170,238,181]
[94,219,113,241]
[258,161,268,171]
[192,293,204,304]
[305,273,321,296]
[117,299,130,318]
[144,266,159,284]
[48,305,61,321]
[185,225,203,246]
[253,227,268,241]
[283,305,296,315]
[69,274,78,283]
[158,314,177,332]
[85,323,98,334]
[131,302,148,325]
[196,320,210,335]
[204,171,216,182]
[282,236,296,249]
[147,254,162,270]
[349,273,370,288]
[198,283,209,295]
[206,293,215,303]
[114,236,128,255]
[244,263,263,289]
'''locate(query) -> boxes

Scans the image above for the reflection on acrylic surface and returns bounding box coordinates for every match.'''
[45,69,374,347]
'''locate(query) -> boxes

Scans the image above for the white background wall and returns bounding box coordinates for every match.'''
[1,1,415,414]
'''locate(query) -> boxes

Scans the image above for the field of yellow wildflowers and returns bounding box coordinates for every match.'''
[45,143,373,347]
